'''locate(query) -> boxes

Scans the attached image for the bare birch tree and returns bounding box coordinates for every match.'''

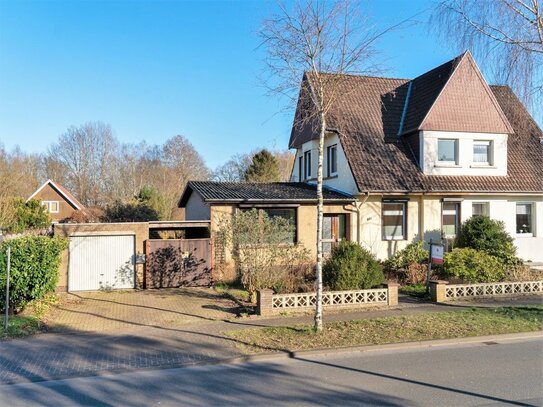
[260,0,401,331]
[433,0,543,120]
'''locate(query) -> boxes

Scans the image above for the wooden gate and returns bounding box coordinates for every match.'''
[145,239,213,288]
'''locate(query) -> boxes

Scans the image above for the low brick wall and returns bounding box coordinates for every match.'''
[430,280,543,302]
[257,283,399,316]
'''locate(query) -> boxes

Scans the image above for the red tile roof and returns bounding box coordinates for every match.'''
[289,54,543,194]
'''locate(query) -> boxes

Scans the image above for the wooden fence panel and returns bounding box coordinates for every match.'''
[145,239,213,288]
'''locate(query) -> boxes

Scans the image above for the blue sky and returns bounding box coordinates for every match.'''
[1,0,461,169]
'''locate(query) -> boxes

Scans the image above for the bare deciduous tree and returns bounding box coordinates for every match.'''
[433,0,543,121]
[260,0,400,330]
[212,153,252,182]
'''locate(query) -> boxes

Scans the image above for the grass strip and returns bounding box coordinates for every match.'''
[0,315,41,340]
[224,306,543,354]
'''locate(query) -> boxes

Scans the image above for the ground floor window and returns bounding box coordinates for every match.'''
[240,207,297,243]
[382,201,407,240]
[442,202,461,237]
[516,203,533,235]
[323,214,348,254]
[472,202,489,217]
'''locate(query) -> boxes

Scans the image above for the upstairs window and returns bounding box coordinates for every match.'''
[42,201,59,213]
[327,144,337,176]
[473,140,492,164]
[442,202,460,237]
[382,201,407,240]
[304,150,312,179]
[516,203,533,235]
[438,139,458,164]
[298,156,303,181]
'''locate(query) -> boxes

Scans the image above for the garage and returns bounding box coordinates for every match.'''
[68,234,136,291]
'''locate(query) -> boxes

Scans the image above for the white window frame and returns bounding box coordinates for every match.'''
[304,150,312,179]
[382,201,407,241]
[516,202,534,237]
[472,202,490,217]
[327,144,338,176]
[473,140,493,165]
[437,139,458,165]
[42,200,60,213]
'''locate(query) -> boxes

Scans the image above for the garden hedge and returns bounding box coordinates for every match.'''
[0,236,68,312]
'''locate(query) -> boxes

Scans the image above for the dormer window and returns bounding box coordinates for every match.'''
[304,150,312,179]
[473,140,492,165]
[438,139,458,164]
[327,144,337,176]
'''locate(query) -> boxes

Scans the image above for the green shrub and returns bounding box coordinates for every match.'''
[323,241,384,290]
[1,198,51,233]
[384,241,428,270]
[0,236,68,311]
[103,201,159,222]
[456,216,519,267]
[444,248,505,283]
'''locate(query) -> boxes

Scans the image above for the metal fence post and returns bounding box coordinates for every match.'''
[4,246,10,332]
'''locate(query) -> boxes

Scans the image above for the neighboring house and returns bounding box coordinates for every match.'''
[181,51,542,264]
[27,179,86,222]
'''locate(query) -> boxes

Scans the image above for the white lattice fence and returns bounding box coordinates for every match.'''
[445,281,543,300]
[271,288,388,311]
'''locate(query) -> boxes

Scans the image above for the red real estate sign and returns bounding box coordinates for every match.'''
[431,244,444,265]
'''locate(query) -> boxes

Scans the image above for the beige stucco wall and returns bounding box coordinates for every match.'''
[357,195,421,260]
[54,222,150,291]
[209,202,356,282]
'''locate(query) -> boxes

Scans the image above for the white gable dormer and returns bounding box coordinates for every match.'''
[291,133,358,195]
[400,51,513,177]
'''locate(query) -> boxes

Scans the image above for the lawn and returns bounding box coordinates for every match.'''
[225,306,543,354]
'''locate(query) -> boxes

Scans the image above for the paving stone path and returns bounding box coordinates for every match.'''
[0,291,540,385]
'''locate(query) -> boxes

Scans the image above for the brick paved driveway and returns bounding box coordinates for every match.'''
[46,288,240,332]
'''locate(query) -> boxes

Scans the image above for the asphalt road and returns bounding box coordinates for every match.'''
[0,337,541,406]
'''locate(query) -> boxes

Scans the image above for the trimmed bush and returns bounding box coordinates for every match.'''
[444,248,505,283]
[323,241,384,290]
[0,236,68,311]
[456,216,519,267]
[383,241,429,284]
[103,201,159,222]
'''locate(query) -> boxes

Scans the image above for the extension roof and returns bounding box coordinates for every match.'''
[288,52,542,194]
[179,181,354,206]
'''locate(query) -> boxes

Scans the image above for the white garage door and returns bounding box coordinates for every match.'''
[68,235,135,291]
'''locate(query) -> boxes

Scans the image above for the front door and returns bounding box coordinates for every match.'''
[322,214,347,255]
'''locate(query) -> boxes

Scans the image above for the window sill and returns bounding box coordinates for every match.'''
[434,163,461,168]
[470,164,497,169]
[516,233,534,238]
[382,237,407,241]
[324,174,338,180]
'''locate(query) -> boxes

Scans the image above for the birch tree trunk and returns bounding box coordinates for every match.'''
[314,108,326,332]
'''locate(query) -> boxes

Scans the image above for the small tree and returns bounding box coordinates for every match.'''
[218,209,310,302]
[323,241,384,290]
[6,198,51,233]
[455,216,519,267]
[244,149,281,183]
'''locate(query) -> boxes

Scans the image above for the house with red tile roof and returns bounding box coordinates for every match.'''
[27,179,86,222]
[181,51,542,264]
[288,51,543,262]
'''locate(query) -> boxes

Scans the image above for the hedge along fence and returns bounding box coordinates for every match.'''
[0,236,68,312]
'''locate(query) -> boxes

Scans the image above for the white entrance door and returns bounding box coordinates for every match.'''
[68,235,135,291]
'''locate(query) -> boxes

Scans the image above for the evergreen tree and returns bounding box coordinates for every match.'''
[243,149,281,183]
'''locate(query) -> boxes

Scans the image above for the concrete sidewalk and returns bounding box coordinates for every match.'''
[0,295,540,385]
